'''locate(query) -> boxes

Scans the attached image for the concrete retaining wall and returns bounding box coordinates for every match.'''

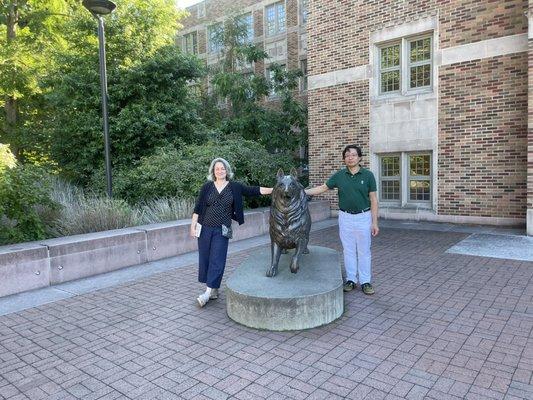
[0,201,330,299]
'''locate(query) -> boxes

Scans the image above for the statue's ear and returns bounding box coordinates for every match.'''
[290,168,298,178]
[277,169,284,179]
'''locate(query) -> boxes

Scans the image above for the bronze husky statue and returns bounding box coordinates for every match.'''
[266,168,311,277]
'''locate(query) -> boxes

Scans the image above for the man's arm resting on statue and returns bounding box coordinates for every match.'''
[305,184,329,196]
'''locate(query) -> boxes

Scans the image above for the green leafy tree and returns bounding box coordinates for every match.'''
[0,164,57,244]
[45,46,204,184]
[0,0,68,161]
[0,143,15,171]
[205,15,307,160]
[41,0,204,185]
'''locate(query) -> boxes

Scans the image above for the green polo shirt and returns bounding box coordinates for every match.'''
[326,167,377,212]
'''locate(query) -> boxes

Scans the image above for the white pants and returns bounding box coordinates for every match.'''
[338,210,372,284]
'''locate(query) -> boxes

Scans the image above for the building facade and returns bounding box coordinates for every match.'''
[180,0,309,97]
[182,0,533,234]
[307,0,531,233]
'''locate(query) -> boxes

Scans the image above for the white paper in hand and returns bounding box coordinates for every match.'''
[194,223,202,238]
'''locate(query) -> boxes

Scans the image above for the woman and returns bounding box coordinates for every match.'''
[190,158,272,307]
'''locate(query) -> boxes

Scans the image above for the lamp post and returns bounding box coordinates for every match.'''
[82,0,116,197]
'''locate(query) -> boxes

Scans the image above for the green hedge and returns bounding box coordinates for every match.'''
[93,139,294,205]
[0,165,58,244]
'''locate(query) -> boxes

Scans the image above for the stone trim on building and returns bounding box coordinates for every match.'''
[308,33,528,91]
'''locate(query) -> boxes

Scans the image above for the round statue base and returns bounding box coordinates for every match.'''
[225,246,343,331]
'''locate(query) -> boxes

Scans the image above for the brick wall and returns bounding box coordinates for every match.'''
[182,0,260,28]
[529,2,533,219]
[530,51,533,213]
[438,54,528,218]
[308,1,527,76]
[308,0,529,220]
[308,81,369,209]
[439,1,527,47]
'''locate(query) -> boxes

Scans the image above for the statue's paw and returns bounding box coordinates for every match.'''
[266,266,278,277]
[290,264,299,274]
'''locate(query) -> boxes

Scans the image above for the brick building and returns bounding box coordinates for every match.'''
[179,0,309,96]
[180,0,532,235]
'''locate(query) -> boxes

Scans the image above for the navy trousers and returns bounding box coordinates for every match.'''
[197,225,229,289]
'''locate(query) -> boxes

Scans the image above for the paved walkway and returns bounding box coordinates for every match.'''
[1,220,532,399]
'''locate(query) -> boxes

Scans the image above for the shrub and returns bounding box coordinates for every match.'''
[48,181,142,237]
[106,139,294,205]
[139,197,195,224]
[0,165,58,245]
[47,180,194,236]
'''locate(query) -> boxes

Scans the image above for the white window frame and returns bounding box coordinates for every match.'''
[182,31,198,55]
[407,153,432,205]
[300,59,307,92]
[265,1,286,37]
[238,13,254,44]
[197,1,206,19]
[207,23,223,54]
[405,35,432,91]
[378,152,432,208]
[379,154,401,205]
[377,34,433,97]
[378,41,401,95]
[266,63,286,98]
[299,0,309,25]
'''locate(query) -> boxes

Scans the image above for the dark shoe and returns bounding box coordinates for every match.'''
[361,283,375,295]
[343,280,356,292]
[209,288,218,300]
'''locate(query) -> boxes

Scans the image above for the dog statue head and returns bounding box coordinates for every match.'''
[274,168,304,199]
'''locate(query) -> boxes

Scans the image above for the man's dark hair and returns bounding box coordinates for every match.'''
[342,145,363,159]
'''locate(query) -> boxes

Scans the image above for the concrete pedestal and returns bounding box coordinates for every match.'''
[225,246,343,331]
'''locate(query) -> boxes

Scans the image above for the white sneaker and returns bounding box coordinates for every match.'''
[197,293,210,307]
[209,289,218,300]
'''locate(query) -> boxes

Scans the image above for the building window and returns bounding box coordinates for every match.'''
[265,1,286,37]
[243,72,255,100]
[183,32,198,55]
[378,35,432,95]
[238,13,254,44]
[208,23,223,54]
[197,1,206,18]
[300,0,309,24]
[300,59,307,92]
[267,66,276,96]
[379,44,400,93]
[379,153,431,205]
[408,37,431,89]
[380,155,400,201]
[408,154,431,201]
[266,64,286,97]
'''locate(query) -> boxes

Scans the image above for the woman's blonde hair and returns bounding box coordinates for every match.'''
[207,157,234,181]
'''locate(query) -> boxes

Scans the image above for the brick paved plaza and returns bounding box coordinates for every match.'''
[1,223,533,399]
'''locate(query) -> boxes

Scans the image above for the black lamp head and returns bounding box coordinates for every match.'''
[82,0,116,15]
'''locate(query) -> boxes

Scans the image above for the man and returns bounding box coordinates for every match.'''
[306,145,379,295]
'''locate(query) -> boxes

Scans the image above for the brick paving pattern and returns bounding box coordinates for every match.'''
[1,226,533,399]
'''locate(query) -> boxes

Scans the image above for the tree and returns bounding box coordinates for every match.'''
[45,46,204,184]
[0,142,15,171]
[40,0,204,185]
[205,14,308,161]
[0,0,68,161]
